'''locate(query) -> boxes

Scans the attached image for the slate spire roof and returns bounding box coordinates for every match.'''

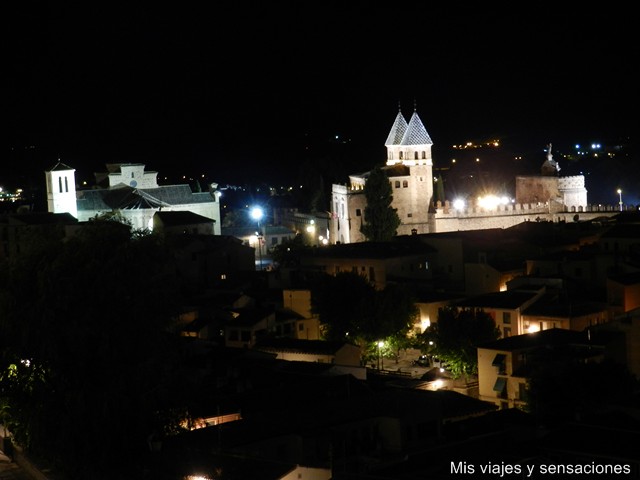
[385,104,433,146]
[401,109,433,146]
[384,105,408,146]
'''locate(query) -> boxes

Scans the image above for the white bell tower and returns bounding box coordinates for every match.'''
[46,160,78,218]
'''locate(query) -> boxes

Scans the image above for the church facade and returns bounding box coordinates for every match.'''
[46,162,222,234]
[330,107,603,245]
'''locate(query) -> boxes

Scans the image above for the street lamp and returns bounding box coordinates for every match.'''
[617,189,623,212]
[377,341,384,370]
[250,206,264,270]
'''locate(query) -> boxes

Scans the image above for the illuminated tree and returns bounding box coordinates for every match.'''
[310,272,417,364]
[417,306,500,379]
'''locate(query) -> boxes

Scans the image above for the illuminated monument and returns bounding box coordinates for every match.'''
[330,107,606,244]
[46,162,222,233]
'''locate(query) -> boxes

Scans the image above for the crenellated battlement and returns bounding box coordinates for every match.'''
[433,200,624,218]
[558,175,585,189]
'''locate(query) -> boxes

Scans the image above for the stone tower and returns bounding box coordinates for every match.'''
[384,104,434,232]
[46,160,78,218]
[330,105,435,243]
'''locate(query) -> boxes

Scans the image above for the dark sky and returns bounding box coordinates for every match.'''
[6,5,636,191]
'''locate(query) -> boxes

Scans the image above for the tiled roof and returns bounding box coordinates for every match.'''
[384,109,408,146]
[522,294,608,317]
[48,161,74,171]
[254,338,354,355]
[154,210,214,226]
[2,212,78,226]
[477,327,605,351]
[400,111,433,146]
[304,240,436,260]
[455,290,540,310]
[384,109,433,147]
[76,185,214,212]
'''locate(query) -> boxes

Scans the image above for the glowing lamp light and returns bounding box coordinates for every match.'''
[433,379,443,389]
[250,206,263,221]
[527,325,540,333]
[453,198,465,210]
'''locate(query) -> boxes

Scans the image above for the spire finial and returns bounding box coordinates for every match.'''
[397,100,401,112]
[413,98,417,112]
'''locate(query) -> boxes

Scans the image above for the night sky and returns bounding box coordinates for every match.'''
[6,5,637,202]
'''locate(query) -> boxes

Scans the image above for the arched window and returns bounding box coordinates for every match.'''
[403,180,408,188]
[58,177,63,193]
[399,151,403,160]
[64,177,69,192]
[414,151,418,160]
[395,181,400,188]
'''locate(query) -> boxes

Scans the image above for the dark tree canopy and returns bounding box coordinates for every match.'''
[0,220,191,479]
[360,166,401,242]
[417,306,500,379]
[526,356,638,424]
[310,271,376,341]
[310,272,418,364]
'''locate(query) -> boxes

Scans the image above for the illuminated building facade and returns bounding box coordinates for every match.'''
[330,107,609,244]
[46,162,222,234]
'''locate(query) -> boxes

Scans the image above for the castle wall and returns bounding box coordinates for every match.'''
[431,203,619,233]
[515,176,560,204]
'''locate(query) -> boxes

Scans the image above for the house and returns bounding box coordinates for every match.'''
[607,271,640,317]
[162,371,496,478]
[476,328,614,409]
[0,212,77,260]
[412,290,466,334]
[165,234,256,293]
[153,210,216,235]
[224,306,276,349]
[222,224,296,269]
[593,307,640,379]
[521,291,609,332]
[453,288,546,337]
[296,240,436,290]
[253,338,361,367]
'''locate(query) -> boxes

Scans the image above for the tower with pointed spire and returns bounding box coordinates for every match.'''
[330,104,435,243]
[384,102,434,229]
[329,105,600,246]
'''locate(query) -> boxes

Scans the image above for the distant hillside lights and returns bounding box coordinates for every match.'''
[452,139,501,149]
[0,187,22,202]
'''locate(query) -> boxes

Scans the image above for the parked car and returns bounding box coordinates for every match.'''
[413,355,430,367]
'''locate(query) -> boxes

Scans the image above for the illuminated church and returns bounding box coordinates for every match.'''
[46,162,222,233]
[330,106,598,244]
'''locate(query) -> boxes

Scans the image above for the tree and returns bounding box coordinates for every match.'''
[310,271,376,342]
[435,174,445,204]
[360,166,401,241]
[0,220,192,479]
[269,234,312,268]
[310,272,418,366]
[416,306,500,379]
